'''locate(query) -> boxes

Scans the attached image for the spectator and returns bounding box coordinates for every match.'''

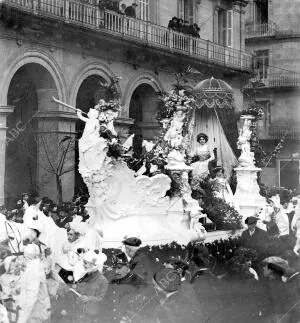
[177,18,184,33]
[124,3,138,18]
[120,237,153,286]
[120,3,126,14]
[167,17,178,30]
[267,196,291,251]
[241,216,269,254]
[262,257,300,322]
[56,206,73,228]
[152,268,203,323]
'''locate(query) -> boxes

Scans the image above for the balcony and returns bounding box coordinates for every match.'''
[268,125,300,140]
[244,72,300,90]
[245,22,276,39]
[2,0,252,72]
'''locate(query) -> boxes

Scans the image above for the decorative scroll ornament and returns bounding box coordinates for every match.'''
[192,77,235,110]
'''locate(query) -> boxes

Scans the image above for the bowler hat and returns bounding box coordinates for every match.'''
[245,216,258,225]
[122,237,142,247]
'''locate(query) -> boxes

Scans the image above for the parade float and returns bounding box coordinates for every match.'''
[54,88,207,247]
[52,75,262,247]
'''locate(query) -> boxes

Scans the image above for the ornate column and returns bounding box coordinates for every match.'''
[234,115,265,224]
[35,89,77,203]
[0,106,15,204]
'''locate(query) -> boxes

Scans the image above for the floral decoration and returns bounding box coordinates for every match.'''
[239,104,264,120]
[157,90,195,121]
[96,99,122,112]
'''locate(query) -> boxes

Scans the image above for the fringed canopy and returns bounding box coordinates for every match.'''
[192,77,235,110]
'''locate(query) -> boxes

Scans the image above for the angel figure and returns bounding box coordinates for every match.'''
[164,109,186,148]
[77,108,101,153]
[237,119,252,155]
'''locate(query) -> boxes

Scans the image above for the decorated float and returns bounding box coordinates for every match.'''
[52,75,270,247]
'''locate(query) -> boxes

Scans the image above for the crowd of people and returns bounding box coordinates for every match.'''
[167,17,200,38]
[1,193,90,228]
[98,1,138,18]
[0,191,299,323]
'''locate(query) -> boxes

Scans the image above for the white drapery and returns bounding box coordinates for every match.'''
[187,107,238,178]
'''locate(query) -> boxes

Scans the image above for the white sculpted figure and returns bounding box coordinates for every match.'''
[77,107,107,175]
[237,117,255,167]
[77,108,101,152]
[97,100,119,138]
[164,110,185,148]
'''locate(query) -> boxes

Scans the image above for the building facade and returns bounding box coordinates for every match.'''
[0,0,250,204]
[244,0,300,192]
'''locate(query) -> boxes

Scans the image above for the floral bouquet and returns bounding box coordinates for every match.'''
[157,90,195,121]
[240,104,264,120]
[96,99,122,112]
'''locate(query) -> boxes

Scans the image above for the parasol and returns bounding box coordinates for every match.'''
[192,76,235,110]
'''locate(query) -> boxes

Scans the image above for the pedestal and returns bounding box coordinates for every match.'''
[234,166,266,224]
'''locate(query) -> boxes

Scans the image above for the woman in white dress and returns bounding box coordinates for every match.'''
[191,133,215,181]
[210,166,235,207]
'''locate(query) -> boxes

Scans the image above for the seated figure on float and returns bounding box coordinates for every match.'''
[209,166,235,207]
[189,210,207,242]
[190,133,215,181]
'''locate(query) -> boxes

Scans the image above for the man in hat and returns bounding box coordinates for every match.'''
[100,238,153,323]
[151,268,203,323]
[261,256,300,322]
[118,237,153,286]
[124,2,137,18]
[241,216,269,254]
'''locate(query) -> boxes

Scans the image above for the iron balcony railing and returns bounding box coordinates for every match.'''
[268,126,300,140]
[245,22,276,38]
[3,0,252,72]
[244,72,300,89]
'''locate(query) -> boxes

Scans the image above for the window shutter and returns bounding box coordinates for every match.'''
[139,0,149,21]
[149,0,158,23]
[227,10,233,47]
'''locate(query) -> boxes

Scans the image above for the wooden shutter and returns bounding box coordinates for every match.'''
[226,10,233,47]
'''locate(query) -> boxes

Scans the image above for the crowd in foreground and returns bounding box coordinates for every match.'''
[0,192,299,323]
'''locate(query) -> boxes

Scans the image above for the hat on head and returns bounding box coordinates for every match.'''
[269,195,281,208]
[83,249,107,272]
[122,237,142,247]
[69,221,87,235]
[213,166,224,174]
[196,133,208,143]
[167,257,189,270]
[245,216,258,225]
[153,268,181,292]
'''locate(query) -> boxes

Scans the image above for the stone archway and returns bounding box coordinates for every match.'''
[5,63,60,206]
[128,83,160,157]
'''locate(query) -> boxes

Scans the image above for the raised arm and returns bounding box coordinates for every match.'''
[77,109,89,123]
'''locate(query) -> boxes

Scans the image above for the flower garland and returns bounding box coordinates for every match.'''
[251,124,286,167]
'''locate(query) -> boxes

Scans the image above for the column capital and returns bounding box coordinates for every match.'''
[0,105,15,116]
